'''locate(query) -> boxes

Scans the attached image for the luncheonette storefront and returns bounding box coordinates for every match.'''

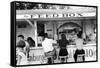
[16,7,97,64]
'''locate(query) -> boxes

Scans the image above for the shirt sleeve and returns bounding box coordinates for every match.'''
[51,39,57,44]
[42,41,44,47]
[42,41,45,48]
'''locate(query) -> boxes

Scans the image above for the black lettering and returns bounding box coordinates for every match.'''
[77,13,83,17]
[63,14,68,17]
[89,49,93,57]
[53,14,59,18]
[69,13,75,17]
[38,15,40,18]
[85,49,89,57]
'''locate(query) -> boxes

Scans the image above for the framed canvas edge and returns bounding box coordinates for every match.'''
[10,1,98,67]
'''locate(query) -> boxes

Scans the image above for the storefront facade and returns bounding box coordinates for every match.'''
[16,7,97,64]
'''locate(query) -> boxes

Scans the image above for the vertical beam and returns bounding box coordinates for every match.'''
[53,22,57,40]
[25,19,38,47]
[34,20,38,47]
[82,19,86,39]
[91,19,94,34]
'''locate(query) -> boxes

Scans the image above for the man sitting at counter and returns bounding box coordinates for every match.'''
[42,33,57,64]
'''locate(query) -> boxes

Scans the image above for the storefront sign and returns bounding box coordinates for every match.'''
[16,12,96,19]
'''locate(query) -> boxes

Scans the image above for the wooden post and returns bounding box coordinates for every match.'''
[25,19,38,47]
[34,20,38,47]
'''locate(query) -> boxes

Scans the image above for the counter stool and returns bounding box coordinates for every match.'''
[77,55,84,62]
[59,56,67,63]
[47,56,54,64]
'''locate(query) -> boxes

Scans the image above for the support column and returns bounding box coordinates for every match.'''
[34,20,38,47]
[82,19,86,39]
[25,19,38,47]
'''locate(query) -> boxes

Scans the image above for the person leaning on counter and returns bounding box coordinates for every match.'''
[58,34,69,63]
[74,33,85,62]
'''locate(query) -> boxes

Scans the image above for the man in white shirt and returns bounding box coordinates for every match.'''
[42,38,57,53]
[42,33,57,64]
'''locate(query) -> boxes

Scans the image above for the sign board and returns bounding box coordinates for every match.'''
[16,12,96,19]
[29,44,96,64]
